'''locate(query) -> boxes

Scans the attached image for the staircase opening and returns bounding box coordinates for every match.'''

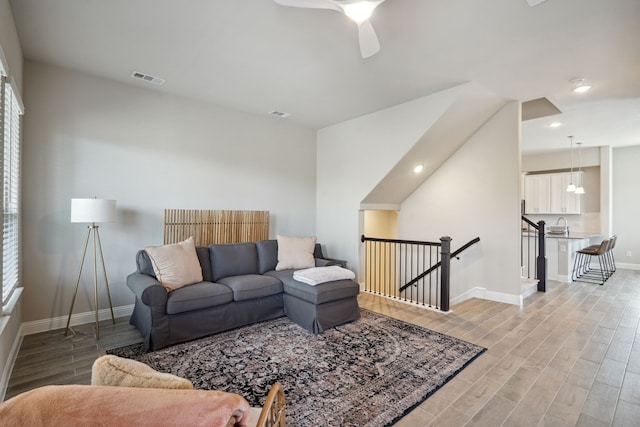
[363,210,398,241]
[361,210,479,312]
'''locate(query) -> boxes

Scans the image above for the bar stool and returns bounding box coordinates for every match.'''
[572,238,611,285]
[582,235,617,277]
[608,235,617,273]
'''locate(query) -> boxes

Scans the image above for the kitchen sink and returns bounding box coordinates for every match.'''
[547,225,568,234]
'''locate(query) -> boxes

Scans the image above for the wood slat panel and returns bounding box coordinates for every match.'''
[163,209,269,246]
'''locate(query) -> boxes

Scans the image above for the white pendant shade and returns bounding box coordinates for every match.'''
[575,141,585,195]
[71,198,117,223]
[565,136,585,194]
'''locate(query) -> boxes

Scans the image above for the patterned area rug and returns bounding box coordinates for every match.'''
[109,310,485,426]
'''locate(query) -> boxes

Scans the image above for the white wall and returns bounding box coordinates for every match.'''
[317,85,522,304]
[399,102,522,301]
[612,145,640,268]
[316,86,465,272]
[21,61,317,325]
[522,146,601,171]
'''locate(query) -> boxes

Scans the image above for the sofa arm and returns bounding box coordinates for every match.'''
[127,273,168,308]
[315,257,347,268]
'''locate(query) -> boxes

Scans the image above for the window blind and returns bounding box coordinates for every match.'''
[1,79,22,306]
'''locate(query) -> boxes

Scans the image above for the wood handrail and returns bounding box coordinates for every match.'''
[398,237,480,292]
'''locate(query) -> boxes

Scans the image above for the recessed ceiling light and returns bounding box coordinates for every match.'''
[570,79,592,93]
[412,164,424,174]
[548,122,563,128]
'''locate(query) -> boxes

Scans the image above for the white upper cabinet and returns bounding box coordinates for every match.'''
[524,174,551,213]
[524,172,582,215]
[550,172,582,214]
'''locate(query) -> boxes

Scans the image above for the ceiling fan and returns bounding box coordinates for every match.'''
[273,0,386,59]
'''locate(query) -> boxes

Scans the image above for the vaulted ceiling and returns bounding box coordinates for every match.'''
[9,0,640,153]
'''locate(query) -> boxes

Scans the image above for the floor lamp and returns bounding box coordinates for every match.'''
[65,198,117,339]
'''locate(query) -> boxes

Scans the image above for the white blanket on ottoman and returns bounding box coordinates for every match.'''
[293,266,355,286]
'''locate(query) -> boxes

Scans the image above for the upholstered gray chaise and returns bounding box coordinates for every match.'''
[127,240,360,350]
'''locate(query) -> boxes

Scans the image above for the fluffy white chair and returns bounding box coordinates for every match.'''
[91,355,194,389]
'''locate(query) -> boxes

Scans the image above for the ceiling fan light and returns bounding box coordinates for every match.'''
[342,1,379,24]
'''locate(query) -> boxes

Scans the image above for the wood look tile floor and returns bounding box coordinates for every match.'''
[5,269,640,426]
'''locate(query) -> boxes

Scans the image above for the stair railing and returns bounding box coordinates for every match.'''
[521,216,546,292]
[361,235,479,312]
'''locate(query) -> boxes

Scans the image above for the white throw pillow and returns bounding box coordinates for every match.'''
[275,235,317,271]
[144,237,203,291]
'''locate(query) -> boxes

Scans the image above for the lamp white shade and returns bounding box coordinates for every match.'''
[70,198,117,223]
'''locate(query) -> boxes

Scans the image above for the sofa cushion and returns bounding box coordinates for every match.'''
[210,243,259,281]
[217,274,283,302]
[256,239,279,274]
[265,270,359,304]
[166,282,233,314]
[144,237,203,291]
[138,245,213,283]
[136,250,157,277]
[275,235,316,271]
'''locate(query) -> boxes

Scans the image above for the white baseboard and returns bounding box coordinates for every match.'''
[617,263,640,271]
[0,323,23,402]
[451,287,523,307]
[520,280,539,300]
[21,304,134,336]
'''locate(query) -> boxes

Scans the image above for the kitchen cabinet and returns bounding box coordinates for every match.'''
[551,173,582,214]
[524,174,551,213]
[524,172,582,214]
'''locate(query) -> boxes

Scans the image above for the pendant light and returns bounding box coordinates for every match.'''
[566,136,576,192]
[575,142,585,194]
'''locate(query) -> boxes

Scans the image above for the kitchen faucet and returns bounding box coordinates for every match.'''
[557,217,567,227]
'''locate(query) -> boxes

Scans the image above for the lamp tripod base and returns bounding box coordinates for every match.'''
[64,224,115,339]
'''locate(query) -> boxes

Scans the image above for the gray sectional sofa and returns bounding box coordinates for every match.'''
[127,240,361,350]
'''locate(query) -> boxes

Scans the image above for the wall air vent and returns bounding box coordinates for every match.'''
[130,71,165,86]
[269,110,291,119]
[269,110,292,118]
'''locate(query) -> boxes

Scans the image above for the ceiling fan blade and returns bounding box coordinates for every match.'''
[357,20,380,58]
[526,0,548,6]
[273,0,342,13]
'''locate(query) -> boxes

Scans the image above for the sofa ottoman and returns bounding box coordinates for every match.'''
[264,270,360,333]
